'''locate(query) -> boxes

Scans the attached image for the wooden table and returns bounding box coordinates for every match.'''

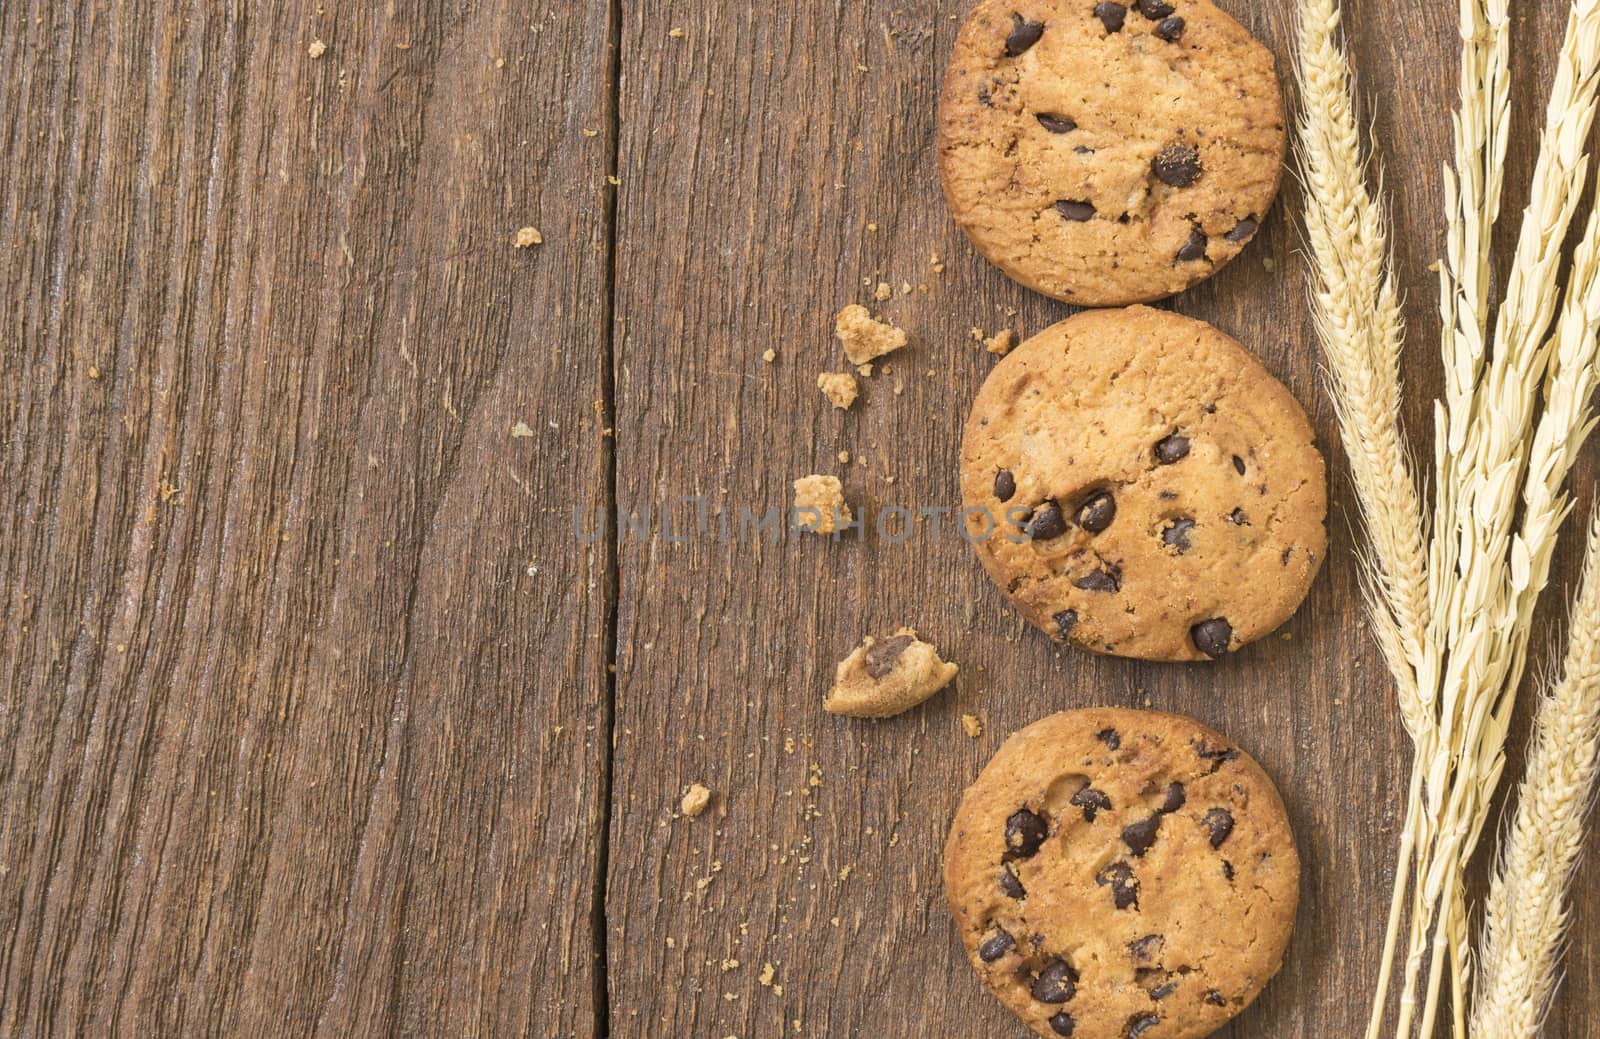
[3,2,1594,1036]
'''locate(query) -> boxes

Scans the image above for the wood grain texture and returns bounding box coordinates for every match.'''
[0,1,613,1036]
[2,0,1595,1037]
[605,2,1586,1038]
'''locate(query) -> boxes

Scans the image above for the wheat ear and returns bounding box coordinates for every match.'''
[1471,507,1600,1037]
[1293,6,1435,1032]
[1294,0,1429,726]
[1412,2,1600,1033]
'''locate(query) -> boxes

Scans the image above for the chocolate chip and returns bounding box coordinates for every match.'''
[1122,815,1161,856]
[1074,566,1121,592]
[1056,199,1096,222]
[1206,990,1227,1007]
[1225,216,1259,243]
[1049,1012,1077,1036]
[864,634,914,679]
[1070,786,1113,822]
[1078,490,1116,533]
[1222,859,1235,881]
[1136,0,1174,17]
[995,468,1017,501]
[979,928,1016,962]
[1191,618,1233,658]
[1097,727,1121,750]
[1037,113,1077,133]
[1006,808,1049,859]
[1159,780,1186,814]
[1127,1013,1160,1039]
[1175,226,1207,262]
[1005,13,1046,56]
[1154,433,1191,464]
[1232,454,1246,475]
[1031,959,1078,1003]
[1128,934,1164,960]
[1027,500,1067,540]
[1228,507,1249,525]
[1196,742,1240,770]
[1152,143,1201,187]
[1161,517,1195,552]
[1097,862,1139,909]
[1000,865,1027,898]
[1154,15,1185,40]
[1054,609,1079,638]
[1204,807,1235,848]
[1150,981,1179,1001]
[1094,1,1127,32]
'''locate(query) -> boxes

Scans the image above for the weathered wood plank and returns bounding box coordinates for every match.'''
[0,2,614,1035]
[606,2,1580,1037]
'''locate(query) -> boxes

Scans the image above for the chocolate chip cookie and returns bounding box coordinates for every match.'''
[938,0,1286,305]
[945,708,1299,1039]
[960,307,1325,662]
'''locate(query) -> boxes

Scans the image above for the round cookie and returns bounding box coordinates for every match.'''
[938,0,1286,306]
[945,708,1299,1039]
[959,307,1325,662]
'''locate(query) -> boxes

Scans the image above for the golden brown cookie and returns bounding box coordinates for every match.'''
[945,708,1299,1039]
[959,307,1325,662]
[938,0,1286,305]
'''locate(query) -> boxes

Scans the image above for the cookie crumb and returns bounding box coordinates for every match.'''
[763,348,777,363]
[793,475,851,535]
[834,305,906,365]
[961,714,984,738]
[856,362,874,378]
[308,39,327,58]
[873,282,893,301]
[984,329,1015,356]
[824,629,959,718]
[511,421,535,438]
[669,26,685,37]
[759,963,777,986]
[837,450,850,464]
[681,783,712,818]
[816,372,859,410]
[513,226,543,248]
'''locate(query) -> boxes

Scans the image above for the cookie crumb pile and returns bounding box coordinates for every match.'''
[834,304,907,365]
[680,783,712,818]
[792,475,851,535]
[816,371,859,410]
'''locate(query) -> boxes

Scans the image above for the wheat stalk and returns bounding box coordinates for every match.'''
[1294,0,1600,1035]
[1472,506,1600,1037]
[1411,3,1600,1033]
[1293,9,1436,1030]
